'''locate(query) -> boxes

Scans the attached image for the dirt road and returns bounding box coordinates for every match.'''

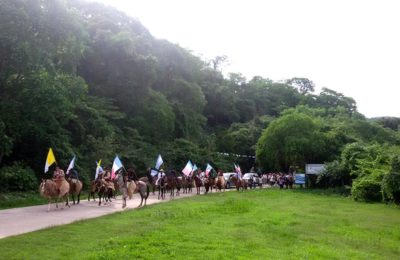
[0,191,202,239]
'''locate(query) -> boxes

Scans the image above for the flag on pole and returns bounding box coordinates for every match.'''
[192,164,198,172]
[66,156,76,175]
[155,154,163,170]
[150,168,159,177]
[44,148,56,173]
[95,159,102,179]
[112,155,124,179]
[234,163,242,178]
[182,160,193,176]
[205,163,213,176]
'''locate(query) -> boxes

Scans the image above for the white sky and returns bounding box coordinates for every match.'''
[93,0,400,118]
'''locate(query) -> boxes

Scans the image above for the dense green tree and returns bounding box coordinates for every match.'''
[256,111,328,171]
[286,77,315,95]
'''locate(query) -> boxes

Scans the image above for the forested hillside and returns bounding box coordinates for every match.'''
[0,0,399,202]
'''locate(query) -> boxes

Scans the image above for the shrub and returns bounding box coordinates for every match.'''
[351,177,382,202]
[0,162,38,192]
[316,160,350,188]
[382,172,400,204]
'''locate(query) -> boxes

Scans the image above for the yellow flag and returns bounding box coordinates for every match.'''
[44,148,56,173]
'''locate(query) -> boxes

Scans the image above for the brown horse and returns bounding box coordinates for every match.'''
[88,180,97,201]
[39,179,70,211]
[175,176,183,196]
[193,174,202,195]
[229,175,247,192]
[157,175,167,200]
[166,171,177,199]
[216,175,226,192]
[204,177,216,194]
[96,179,114,206]
[68,178,82,205]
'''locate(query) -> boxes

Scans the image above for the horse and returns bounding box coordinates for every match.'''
[188,175,195,193]
[157,175,167,200]
[88,180,97,201]
[285,175,294,189]
[229,175,247,192]
[181,175,188,194]
[166,170,177,199]
[96,179,114,206]
[215,175,226,192]
[68,178,82,205]
[117,172,150,207]
[39,179,70,211]
[175,176,183,196]
[114,172,128,208]
[204,176,216,194]
[193,174,202,195]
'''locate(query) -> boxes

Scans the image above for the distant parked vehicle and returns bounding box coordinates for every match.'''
[243,173,262,188]
[223,173,237,189]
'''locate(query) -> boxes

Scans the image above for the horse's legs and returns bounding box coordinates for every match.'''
[123,197,127,208]
[65,195,70,208]
[98,190,102,206]
[77,192,80,204]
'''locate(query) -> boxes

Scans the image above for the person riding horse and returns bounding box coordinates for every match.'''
[156,169,166,186]
[101,168,115,191]
[127,168,137,182]
[67,168,79,183]
[53,166,65,192]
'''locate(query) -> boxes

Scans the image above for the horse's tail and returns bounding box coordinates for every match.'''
[146,183,150,199]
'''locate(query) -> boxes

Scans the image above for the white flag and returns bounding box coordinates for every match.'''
[66,156,75,175]
[155,154,163,170]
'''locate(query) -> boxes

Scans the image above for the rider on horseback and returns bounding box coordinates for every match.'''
[67,168,79,183]
[156,169,165,186]
[127,168,137,182]
[102,167,115,191]
[53,166,65,192]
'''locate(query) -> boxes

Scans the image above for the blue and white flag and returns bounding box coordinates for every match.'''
[192,164,198,172]
[155,154,163,170]
[112,155,124,179]
[182,160,193,176]
[66,156,76,175]
[205,163,213,176]
[150,168,159,177]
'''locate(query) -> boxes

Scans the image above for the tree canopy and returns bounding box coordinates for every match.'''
[0,0,399,198]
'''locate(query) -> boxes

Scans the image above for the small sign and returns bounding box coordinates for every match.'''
[295,173,305,184]
[306,164,325,175]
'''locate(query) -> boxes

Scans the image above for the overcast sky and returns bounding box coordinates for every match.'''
[94,0,399,118]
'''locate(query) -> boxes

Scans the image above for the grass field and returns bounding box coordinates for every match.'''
[1,189,399,259]
[0,191,47,210]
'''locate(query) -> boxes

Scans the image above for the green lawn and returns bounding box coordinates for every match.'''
[0,189,399,259]
[0,191,91,210]
[0,191,47,209]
